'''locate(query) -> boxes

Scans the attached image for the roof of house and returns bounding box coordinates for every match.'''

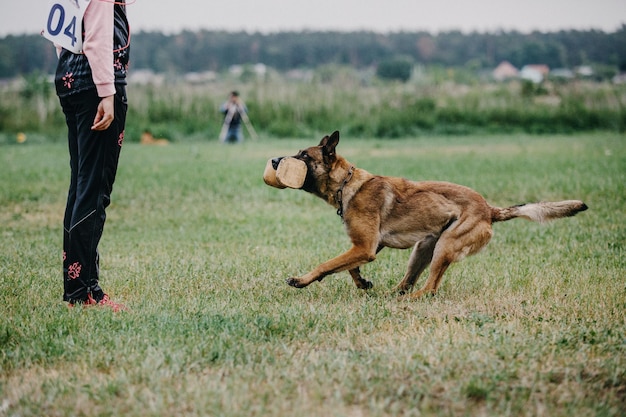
[493,61,519,80]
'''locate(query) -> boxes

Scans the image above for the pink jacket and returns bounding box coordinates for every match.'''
[55,1,129,98]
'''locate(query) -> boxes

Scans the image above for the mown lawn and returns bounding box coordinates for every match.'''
[1,132,624,416]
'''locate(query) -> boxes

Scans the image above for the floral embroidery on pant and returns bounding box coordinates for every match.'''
[63,72,75,89]
[68,262,82,280]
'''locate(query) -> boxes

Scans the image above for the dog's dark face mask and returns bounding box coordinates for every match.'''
[272,131,340,194]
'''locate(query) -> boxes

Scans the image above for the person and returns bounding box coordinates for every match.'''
[53,0,131,311]
[219,91,248,143]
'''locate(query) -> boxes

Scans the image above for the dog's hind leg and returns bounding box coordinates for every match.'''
[394,235,438,294]
[408,219,493,299]
[348,267,373,289]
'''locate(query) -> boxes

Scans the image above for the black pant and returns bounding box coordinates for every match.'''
[60,86,128,303]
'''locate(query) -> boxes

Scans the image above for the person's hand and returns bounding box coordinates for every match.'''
[91,95,115,131]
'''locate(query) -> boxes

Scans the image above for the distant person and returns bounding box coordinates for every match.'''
[219,91,248,143]
[50,0,131,311]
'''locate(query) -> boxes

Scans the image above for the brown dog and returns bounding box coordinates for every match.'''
[269,131,587,299]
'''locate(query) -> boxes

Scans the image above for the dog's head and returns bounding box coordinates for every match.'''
[268,131,341,195]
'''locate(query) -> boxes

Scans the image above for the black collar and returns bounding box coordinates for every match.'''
[335,166,355,220]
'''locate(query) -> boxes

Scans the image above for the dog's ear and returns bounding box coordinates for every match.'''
[328,131,340,147]
[322,131,340,159]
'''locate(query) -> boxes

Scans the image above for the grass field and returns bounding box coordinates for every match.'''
[1,132,624,416]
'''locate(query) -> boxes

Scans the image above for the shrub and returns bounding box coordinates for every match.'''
[376,57,413,82]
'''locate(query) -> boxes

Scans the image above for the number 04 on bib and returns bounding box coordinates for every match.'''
[42,0,91,54]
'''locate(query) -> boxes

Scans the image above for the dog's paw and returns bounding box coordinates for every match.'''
[393,286,409,296]
[357,280,373,290]
[395,287,435,301]
[286,278,306,288]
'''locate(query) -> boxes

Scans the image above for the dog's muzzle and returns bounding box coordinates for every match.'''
[263,157,307,189]
[271,157,284,170]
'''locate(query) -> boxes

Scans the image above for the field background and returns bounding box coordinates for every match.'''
[2,74,625,145]
[0,132,624,416]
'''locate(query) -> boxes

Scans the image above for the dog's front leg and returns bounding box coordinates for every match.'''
[286,246,376,288]
[349,267,373,289]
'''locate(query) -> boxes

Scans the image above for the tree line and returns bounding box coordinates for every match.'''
[1,27,625,79]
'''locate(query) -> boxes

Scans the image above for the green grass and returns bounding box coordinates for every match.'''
[1,133,625,416]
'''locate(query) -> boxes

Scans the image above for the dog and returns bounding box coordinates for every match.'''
[269,131,588,299]
[140,130,169,146]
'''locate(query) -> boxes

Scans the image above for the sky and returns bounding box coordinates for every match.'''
[3,0,625,37]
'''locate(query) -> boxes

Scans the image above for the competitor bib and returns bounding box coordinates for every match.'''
[42,0,91,53]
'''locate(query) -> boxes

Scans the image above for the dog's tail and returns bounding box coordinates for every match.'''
[491,200,588,223]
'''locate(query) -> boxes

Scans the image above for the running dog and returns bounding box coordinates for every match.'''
[268,131,587,299]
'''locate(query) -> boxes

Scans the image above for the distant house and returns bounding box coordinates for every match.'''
[127,69,164,86]
[493,61,519,81]
[520,65,550,83]
[184,71,217,84]
[613,73,626,84]
[551,68,575,80]
[576,66,594,77]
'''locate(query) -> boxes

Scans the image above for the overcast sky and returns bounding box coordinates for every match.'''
[4,0,624,37]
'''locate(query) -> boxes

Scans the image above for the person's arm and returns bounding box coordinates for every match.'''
[82,1,115,130]
[83,1,115,97]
